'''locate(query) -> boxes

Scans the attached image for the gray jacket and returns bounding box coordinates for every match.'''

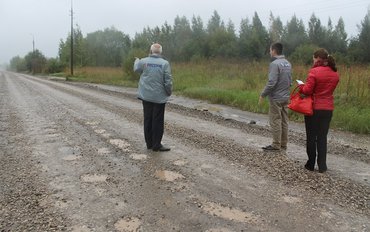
[261,55,292,102]
[134,54,173,104]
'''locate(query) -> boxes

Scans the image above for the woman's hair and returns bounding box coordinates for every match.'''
[313,48,337,72]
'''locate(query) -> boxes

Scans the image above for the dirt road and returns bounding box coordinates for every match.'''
[0,71,369,232]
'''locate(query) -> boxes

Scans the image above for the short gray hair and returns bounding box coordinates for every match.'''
[150,43,162,54]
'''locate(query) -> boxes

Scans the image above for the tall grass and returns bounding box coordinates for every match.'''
[67,67,137,87]
[66,61,370,134]
[173,61,370,134]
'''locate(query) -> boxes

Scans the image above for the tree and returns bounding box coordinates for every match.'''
[172,16,192,59]
[281,15,308,56]
[268,12,284,43]
[333,17,348,54]
[184,15,208,60]
[239,12,269,60]
[58,26,86,67]
[85,27,131,66]
[238,17,252,58]
[308,14,326,46]
[24,49,47,74]
[349,8,370,62]
[9,56,27,72]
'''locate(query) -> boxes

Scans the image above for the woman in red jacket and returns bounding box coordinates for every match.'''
[299,48,339,173]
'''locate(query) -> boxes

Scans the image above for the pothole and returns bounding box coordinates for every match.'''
[114,217,142,232]
[155,170,185,182]
[130,153,148,161]
[81,174,108,183]
[202,202,259,224]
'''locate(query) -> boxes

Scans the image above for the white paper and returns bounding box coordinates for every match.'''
[296,80,304,85]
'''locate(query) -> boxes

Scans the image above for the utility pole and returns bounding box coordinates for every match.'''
[31,34,35,52]
[70,0,74,78]
[30,33,35,74]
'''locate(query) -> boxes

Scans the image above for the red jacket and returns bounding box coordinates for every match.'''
[299,65,339,110]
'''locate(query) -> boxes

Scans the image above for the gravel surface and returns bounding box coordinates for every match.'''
[1,72,369,231]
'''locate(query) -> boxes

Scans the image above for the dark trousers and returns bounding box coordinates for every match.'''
[142,100,166,150]
[304,110,333,171]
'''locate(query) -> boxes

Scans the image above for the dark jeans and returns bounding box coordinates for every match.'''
[304,110,333,171]
[142,100,166,150]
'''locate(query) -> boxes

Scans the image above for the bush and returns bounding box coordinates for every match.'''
[289,44,318,65]
[46,58,66,74]
[122,48,148,80]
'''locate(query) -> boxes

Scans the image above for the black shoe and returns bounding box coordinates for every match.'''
[304,164,314,171]
[153,145,171,152]
[262,145,280,151]
[319,168,327,173]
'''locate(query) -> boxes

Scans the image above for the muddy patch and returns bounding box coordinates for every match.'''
[85,121,99,126]
[205,228,234,232]
[81,174,108,183]
[62,155,80,161]
[70,225,92,232]
[130,153,148,161]
[202,202,259,224]
[109,139,131,152]
[155,170,185,182]
[114,217,142,232]
[94,129,106,134]
[173,160,188,166]
[282,196,302,204]
[97,147,111,155]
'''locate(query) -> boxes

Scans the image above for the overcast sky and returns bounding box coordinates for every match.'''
[1,0,369,64]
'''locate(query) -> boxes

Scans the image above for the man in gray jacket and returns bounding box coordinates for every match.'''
[259,42,292,151]
[134,43,173,152]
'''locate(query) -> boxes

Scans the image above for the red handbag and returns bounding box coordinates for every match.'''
[288,86,313,116]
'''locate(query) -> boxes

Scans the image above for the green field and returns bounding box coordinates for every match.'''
[65,61,370,134]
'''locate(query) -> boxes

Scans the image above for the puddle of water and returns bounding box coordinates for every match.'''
[81,174,108,183]
[114,217,142,232]
[202,202,259,224]
[282,196,302,204]
[130,153,148,161]
[110,139,131,152]
[155,170,185,182]
[173,160,187,166]
[98,147,111,155]
[62,155,80,161]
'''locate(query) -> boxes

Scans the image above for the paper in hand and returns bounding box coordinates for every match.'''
[296,80,304,85]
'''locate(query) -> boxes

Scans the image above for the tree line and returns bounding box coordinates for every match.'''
[8,9,370,74]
